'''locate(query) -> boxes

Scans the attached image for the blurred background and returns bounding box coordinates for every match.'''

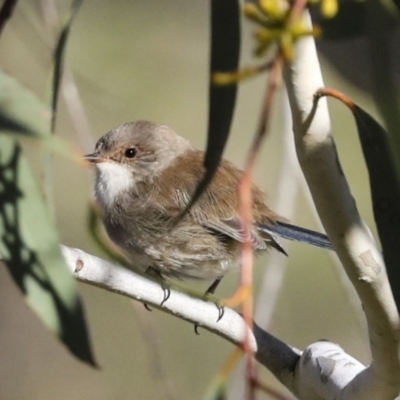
[0,0,387,399]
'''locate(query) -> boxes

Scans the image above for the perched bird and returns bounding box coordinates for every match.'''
[85,120,332,291]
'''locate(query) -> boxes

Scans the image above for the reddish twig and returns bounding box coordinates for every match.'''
[287,0,309,26]
[224,51,282,399]
[315,87,357,112]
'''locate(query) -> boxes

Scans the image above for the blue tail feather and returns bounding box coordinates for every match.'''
[259,221,333,251]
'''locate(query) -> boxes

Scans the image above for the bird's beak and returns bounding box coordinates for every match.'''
[84,153,105,164]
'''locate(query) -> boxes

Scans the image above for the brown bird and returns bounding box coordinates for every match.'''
[85,120,331,290]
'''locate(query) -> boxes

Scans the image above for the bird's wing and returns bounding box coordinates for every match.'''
[198,216,266,248]
[158,150,287,254]
[201,216,287,255]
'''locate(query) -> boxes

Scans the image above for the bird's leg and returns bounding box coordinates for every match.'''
[204,276,225,321]
[194,276,225,335]
[205,276,223,295]
[145,266,171,307]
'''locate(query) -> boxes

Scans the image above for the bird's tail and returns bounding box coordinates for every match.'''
[259,221,333,251]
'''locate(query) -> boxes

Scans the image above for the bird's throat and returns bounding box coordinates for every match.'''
[94,161,135,208]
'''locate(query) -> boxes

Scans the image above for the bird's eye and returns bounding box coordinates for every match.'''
[124,148,137,158]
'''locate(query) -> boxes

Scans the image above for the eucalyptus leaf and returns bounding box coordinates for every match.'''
[366,1,400,188]
[183,0,240,215]
[0,135,96,365]
[0,108,35,135]
[0,69,50,137]
[351,105,400,312]
[0,69,81,166]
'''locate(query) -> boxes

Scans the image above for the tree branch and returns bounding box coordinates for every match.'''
[61,245,377,399]
[283,10,400,400]
[61,245,259,348]
[61,245,305,379]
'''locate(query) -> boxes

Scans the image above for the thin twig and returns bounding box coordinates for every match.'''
[229,79,299,400]
[237,52,282,399]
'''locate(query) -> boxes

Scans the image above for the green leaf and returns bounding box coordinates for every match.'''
[0,135,96,366]
[0,69,50,137]
[0,108,36,135]
[351,105,400,313]
[365,1,400,189]
[183,0,240,214]
[0,2,93,365]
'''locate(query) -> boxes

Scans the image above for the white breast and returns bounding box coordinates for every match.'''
[94,161,135,208]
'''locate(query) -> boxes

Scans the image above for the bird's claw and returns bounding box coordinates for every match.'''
[160,285,171,306]
[217,304,225,322]
[192,296,225,335]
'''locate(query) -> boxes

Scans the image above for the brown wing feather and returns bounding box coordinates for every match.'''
[157,149,284,251]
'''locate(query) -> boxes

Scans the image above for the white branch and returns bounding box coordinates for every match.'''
[61,245,378,399]
[61,246,254,346]
[283,10,400,400]
[60,247,306,388]
[61,246,298,355]
[60,246,307,385]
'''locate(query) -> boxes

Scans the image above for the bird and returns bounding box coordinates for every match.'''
[85,120,332,295]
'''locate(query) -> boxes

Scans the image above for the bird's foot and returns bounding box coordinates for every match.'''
[194,293,225,334]
[145,266,171,306]
[194,277,225,334]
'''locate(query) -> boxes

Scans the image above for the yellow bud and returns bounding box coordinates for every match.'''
[255,39,273,56]
[260,0,284,18]
[244,3,269,25]
[322,0,338,18]
[243,3,260,18]
[255,28,271,41]
[212,72,238,86]
[280,32,294,61]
